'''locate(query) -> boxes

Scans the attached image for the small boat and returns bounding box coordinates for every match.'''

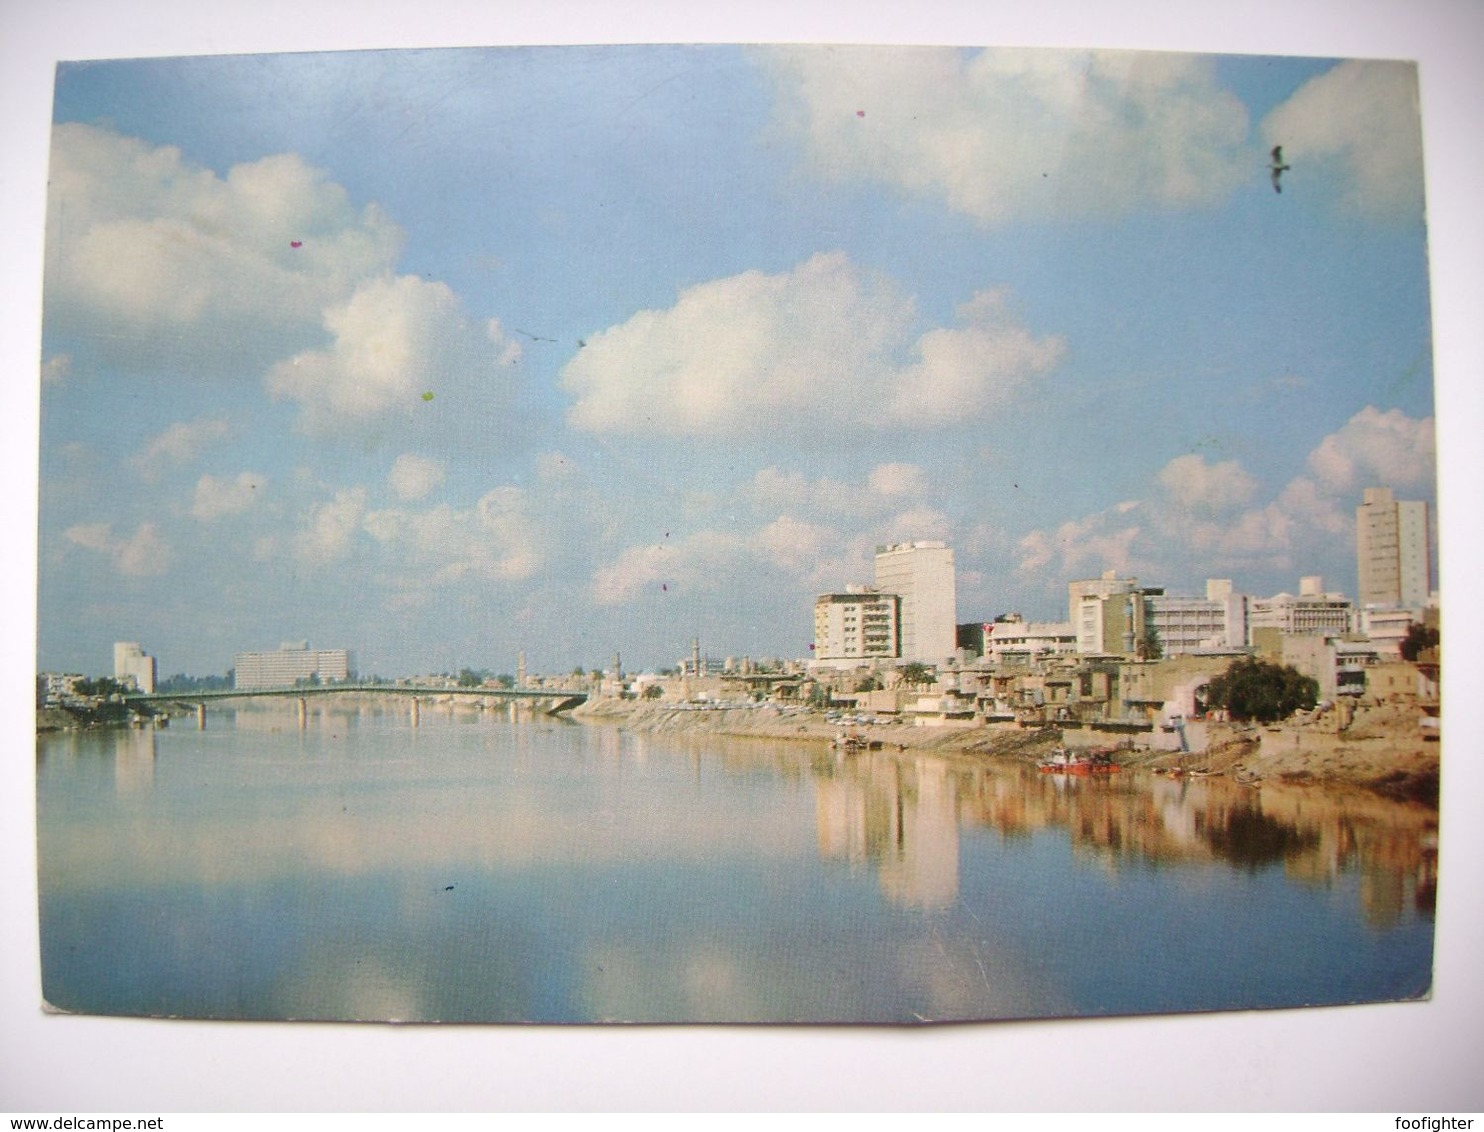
[1037,747,1121,775]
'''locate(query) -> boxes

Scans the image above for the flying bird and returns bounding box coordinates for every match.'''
[513,328,556,343]
[1269,145,1291,193]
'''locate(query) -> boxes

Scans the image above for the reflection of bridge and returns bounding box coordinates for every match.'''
[126,683,588,725]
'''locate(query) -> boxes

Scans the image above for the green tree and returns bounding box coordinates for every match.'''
[1138,625,1163,661]
[642,683,664,700]
[1399,623,1440,662]
[899,662,933,690]
[854,675,882,693]
[1204,657,1318,723]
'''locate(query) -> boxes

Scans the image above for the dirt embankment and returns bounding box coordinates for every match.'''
[574,697,1440,805]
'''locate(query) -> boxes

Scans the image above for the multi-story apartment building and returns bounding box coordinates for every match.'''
[813,587,901,668]
[1068,572,1147,656]
[1143,579,1249,656]
[1248,577,1354,638]
[1357,486,1432,609]
[113,641,156,693]
[233,641,354,689]
[874,541,956,665]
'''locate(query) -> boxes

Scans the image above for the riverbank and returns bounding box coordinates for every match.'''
[572,696,1440,805]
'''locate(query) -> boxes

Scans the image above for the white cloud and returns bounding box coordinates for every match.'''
[266,274,522,432]
[562,253,1062,437]
[133,419,230,478]
[1017,504,1143,580]
[64,521,172,577]
[388,454,446,501]
[295,487,368,566]
[191,472,266,521]
[363,486,543,587]
[1306,405,1435,493]
[761,46,1250,225]
[866,462,928,499]
[1156,453,1259,515]
[1261,60,1425,220]
[749,461,934,520]
[45,123,402,376]
[1036,408,1435,592]
[593,530,749,606]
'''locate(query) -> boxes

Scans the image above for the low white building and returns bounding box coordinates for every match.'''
[233,641,354,689]
[981,616,1076,664]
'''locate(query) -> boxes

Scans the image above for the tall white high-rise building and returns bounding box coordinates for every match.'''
[873,541,956,665]
[1356,487,1431,608]
[113,641,156,693]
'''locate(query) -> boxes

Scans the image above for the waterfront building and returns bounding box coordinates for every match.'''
[1281,634,1379,702]
[113,642,156,694]
[1248,577,1354,638]
[233,641,354,689]
[975,616,1077,665]
[1143,579,1250,656]
[1357,487,1432,609]
[1068,571,1148,656]
[813,586,901,668]
[874,541,957,665]
[1359,605,1419,661]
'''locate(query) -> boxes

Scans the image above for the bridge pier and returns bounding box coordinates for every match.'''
[196,702,206,730]
[410,696,420,727]
[297,697,308,729]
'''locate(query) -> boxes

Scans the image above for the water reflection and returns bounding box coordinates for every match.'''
[36,712,1436,1022]
[806,746,1437,932]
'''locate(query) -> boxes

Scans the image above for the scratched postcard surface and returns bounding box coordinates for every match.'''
[37,45,1438,1023]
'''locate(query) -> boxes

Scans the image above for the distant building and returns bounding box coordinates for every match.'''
[874,541,956,665]
[233,641,354,689]
[113,642,156,694]
[1357,487,1431,609]
[1249,577,1354,638]
[974,616,1076,665]
[1068,571,1147,656]
[1143,579,1249,656]
[814,587,901,668]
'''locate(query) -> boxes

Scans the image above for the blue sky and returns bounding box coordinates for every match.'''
[37,44,1437,677]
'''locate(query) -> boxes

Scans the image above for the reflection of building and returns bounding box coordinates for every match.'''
[814,755,960,909]
[874,541,956,665]
[113,642,156,693]
[813,587,901,668]
[233,641,354,689]
[1357,487,1431,609]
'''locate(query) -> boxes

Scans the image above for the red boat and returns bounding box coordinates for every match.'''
[1037,748,1121,775]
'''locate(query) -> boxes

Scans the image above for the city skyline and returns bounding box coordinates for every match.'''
[36,44,1437,679]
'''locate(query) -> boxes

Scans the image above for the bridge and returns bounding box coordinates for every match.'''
[126,682,588,726]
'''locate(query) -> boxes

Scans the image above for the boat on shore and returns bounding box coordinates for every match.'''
[1037,747,1121,775]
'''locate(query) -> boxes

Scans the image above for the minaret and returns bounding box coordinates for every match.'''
[517,651,527,688]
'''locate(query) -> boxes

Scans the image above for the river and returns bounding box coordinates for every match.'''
[36,699,1436,1023]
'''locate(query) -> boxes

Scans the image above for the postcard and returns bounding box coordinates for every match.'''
[36,43,1439,1026]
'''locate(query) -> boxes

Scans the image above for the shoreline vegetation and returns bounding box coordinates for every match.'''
[36,691,1440,807]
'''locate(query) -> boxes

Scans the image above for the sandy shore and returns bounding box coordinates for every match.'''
[572,696,1440,805]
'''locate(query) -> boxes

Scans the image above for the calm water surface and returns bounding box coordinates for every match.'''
[37,701,1436,1023]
